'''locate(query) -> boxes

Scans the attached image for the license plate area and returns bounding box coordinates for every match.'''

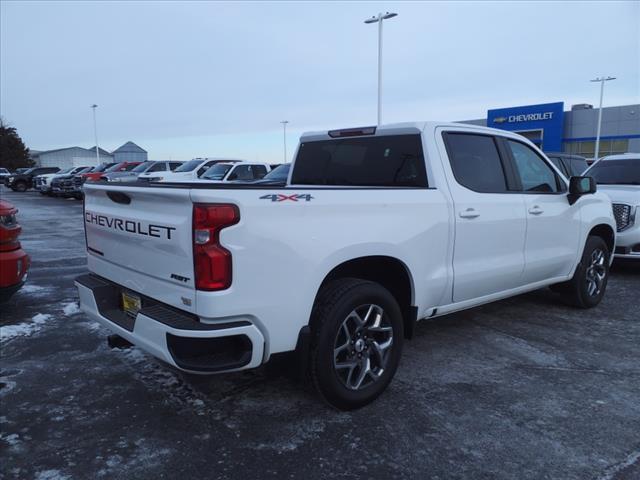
[121,291,142,317]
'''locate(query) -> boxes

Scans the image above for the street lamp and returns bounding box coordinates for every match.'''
[90,104,100,164]
[364,12,398,125]
[590,76,616,161]
[280,120,289,163]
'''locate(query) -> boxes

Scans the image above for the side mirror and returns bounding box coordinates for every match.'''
[568,176,597,205]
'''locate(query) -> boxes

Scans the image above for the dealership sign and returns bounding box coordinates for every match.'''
[493,112,555,124]
[487,102,564,151]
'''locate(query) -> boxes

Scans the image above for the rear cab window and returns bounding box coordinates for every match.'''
[443,133,510,193]
[291,134,427,187]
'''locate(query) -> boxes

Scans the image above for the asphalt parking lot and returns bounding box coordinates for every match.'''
[1,187,638,480]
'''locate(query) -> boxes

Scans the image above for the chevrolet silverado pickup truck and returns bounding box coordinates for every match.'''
[76,122,616,410]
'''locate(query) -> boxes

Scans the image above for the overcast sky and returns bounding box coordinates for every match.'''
[1,1,638,162]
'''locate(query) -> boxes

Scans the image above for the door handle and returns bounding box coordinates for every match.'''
[528,205,544,215]
[459,208,480,219]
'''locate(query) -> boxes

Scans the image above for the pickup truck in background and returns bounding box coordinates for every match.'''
[104,160,184,183]
[5,167,60,192]
[34,166,90,195]
[154,158,244,183]
[196,162,272,183]
[76,122,616,410]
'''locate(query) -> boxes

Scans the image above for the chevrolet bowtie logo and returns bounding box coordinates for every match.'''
[493,117,508,124]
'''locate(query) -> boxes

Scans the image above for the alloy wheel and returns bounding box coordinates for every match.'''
[333,304,394,391]
[585,248,606,297]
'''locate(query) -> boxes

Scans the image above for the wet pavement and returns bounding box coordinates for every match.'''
[1,186,638,480]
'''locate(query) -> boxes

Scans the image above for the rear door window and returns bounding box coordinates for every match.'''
[229,165,254,181]
[148,162,167,172]
[443,133,509,193]
[570,157,589,175]
[253,165,268,179]
[291,134,427,187]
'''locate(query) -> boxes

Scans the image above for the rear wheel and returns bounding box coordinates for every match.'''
[557,236,610,308]
[310,278,404,410]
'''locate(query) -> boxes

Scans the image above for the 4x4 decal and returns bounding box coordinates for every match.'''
[260,194,314,202]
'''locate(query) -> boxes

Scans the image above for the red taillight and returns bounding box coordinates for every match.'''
[193,204,240,291]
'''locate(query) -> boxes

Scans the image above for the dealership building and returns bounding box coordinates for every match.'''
[461,102,640,160]
[31,141,148,169]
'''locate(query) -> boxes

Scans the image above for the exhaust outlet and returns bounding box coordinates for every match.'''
[107,334,133,350]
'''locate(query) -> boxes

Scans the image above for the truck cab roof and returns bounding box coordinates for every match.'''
[300,121,511,142]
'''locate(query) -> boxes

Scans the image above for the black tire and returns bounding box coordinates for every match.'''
[14,182,28,192]
[309,278,404,410]
[558,236,610,308]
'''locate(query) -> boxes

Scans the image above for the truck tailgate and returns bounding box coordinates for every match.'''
[83,184,195,294]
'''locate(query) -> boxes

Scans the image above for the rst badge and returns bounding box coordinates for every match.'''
[260,194,314,202]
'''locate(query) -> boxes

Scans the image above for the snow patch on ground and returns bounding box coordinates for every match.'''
[62,302,80,316]
[34,470,71,480]
[95,439,173,477]
[1,432,20,447]
[17,283,55,299]
[20,284,45,294]
[0,378,17,396]
[81,321,105,333]
[0,313,52,342]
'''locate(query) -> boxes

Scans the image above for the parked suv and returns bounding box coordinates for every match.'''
[5,167,60,192]
[585,153,640,259]
[546,153,589,177]
[77,122,616,410]
[0,168,10,181]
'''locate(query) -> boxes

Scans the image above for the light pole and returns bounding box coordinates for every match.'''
[364,12,398,126]
[590,76,616,161]
[280,120,289,163]
[90,104,100,164]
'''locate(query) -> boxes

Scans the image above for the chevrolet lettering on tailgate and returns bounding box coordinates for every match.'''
[84,211,176,239]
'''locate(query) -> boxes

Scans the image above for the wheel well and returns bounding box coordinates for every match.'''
[319,256,417,339]
[589,224,615,254]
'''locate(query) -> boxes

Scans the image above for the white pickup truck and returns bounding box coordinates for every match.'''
[76,122,616,410]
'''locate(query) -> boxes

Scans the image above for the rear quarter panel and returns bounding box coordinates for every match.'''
[189,187,451,355]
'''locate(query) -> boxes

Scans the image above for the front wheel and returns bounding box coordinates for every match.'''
[557,236,610,308]
[310,278,404,410]
[14,182,28,192]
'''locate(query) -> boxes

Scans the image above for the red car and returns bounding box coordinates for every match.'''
[0,200,29,301]
[82,161,141,183]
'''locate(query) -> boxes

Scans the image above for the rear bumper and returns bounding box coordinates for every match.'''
[75,274,265,373]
